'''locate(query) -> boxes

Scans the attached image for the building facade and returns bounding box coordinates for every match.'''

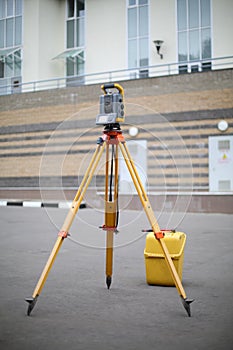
[0,0,233,93]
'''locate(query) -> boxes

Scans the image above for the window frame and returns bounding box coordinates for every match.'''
[177,0,212,73]
[0,0,22,80]
[66,0,85,78]
[127,0,149,72]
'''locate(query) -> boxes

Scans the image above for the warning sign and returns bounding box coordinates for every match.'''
[218,152,231,164]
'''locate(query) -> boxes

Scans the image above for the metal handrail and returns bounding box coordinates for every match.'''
[0,55,233,96]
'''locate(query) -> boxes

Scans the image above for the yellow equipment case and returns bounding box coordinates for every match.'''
[144,231,186,286]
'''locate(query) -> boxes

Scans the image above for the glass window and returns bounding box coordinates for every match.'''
[189,30,199,60]
[14,50,21,75]
[76,17,84,47]
[218,140,230,151]
[178,31,187,62]
[0,61,4,78]
[67,0,74,17]
[15,15,22,45]
[67,0,85,49]
[128,39,137,68]
[127,0,148,70]
[0,1,22,80]
[76,56,84,75]
[14,61,21,76]
[67,20,74,48]
[201,0,210,27]
[66,0,85,77]
[0,1,23,49]
[201,28,211,59]
[6,17,13,46]
[177,0,211,66]
[15,0,22,16]
[0,20,4,47]
[177,0,187,30]
[7,0,13,17]
[189,0,199,29]
[76,0,84,17]
[67,58,74,76]
[0,1,5,19]
[128,7,137,38]
[129,0,136,5]
[6,54,13,76]
[139,37,148,66]
[139,5,148,36]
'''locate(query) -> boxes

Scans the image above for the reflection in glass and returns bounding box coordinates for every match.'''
[201,0,210,27]
[7,0,13,17]
[15,16,22,46]
[67,20,74,48]
[76,17,84,47]
[189,30,199,60]
[128,7,137,38]
[177,0,187,31]
[178,31,187,62]
[189,0,199,29]
[0,20,4,47]
[128,39,137,68]
[6,18,13,47]
[139,5,148,36]
[201,28,211,59]
[139,37,148,66]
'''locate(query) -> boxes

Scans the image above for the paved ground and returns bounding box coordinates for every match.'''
[0,206,233,350]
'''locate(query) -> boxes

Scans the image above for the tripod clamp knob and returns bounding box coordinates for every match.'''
[97,137,104,145]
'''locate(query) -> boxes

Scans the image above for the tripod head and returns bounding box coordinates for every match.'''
[96,83,125,126]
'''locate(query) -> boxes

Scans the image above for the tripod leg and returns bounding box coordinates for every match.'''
[104,144,118,289]
[105,201,116,288]
[119,141,194,316]
[26,143,106,315]
[105,219,114,288]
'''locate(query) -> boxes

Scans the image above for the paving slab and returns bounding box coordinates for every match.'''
[0,206,233,350]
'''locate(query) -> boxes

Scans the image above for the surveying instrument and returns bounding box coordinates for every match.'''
[25,83,194,316]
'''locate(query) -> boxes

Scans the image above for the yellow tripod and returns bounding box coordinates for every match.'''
[26,84,193,316]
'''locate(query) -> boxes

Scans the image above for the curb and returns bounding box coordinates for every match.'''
[0,200,86,209]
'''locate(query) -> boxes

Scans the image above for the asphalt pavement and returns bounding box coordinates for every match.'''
[0,206,233,350]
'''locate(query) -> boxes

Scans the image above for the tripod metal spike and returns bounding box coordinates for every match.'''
[106,275,112,289]
[25,296,38,316]
[181,297,195,317]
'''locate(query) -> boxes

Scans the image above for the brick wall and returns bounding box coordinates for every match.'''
[0,68,233,200]
[1,68,233,112]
